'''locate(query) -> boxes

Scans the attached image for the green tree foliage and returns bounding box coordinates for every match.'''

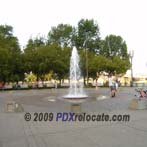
[88,55,108,79]
[0,20,131,84]
[104,56,130,75]
[24,37,46,79]
[25,37,45,51]
[100,35,128,58]
[24,43,71,83]
[0,48,11,81]
[47,24,73,47]
[74,19,100,53]
[0,25,20,52]
[99,35,130,75]
[0,25,23,82]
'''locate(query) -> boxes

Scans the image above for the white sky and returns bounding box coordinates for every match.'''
[0,0,147,74]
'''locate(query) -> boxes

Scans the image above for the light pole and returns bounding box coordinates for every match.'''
[86,46,88,86]
[129,50,134,87]
[84,32,89,86]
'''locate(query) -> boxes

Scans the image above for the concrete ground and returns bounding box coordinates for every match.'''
[0,87,147,147]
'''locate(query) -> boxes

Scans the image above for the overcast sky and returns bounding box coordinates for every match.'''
[0,0,147,74]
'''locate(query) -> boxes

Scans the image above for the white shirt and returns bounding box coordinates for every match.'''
[108,78,113,87]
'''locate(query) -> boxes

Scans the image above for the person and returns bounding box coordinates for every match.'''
[108,77,117,97]
[55,81,57,89]
[115,80,118,91]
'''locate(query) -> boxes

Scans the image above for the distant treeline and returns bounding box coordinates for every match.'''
[0,19,130,84]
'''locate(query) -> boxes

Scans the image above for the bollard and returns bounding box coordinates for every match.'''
[71,103,82,113]
[5,101,24,112]
[129,99,147,110]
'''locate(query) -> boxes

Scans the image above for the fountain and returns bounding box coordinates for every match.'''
[62,47,88,112]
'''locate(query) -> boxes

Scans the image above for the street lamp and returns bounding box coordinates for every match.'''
[129,50,134,87]
[86,46,88,86]
[83,32,89,86]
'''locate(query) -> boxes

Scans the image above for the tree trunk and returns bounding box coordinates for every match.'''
[84,76,86,86]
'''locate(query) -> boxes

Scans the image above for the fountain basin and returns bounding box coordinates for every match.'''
[62,95,88,104]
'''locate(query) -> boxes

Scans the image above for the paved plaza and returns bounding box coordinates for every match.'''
[0,88,147,147]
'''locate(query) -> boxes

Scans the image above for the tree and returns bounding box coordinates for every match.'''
[0,48,11,82]
[24,36,46,80]
[98,35,130,76]
[104,56,130,76]
[71,19,101,85]
[100,35,128,59]
[88,55,108,80]
[24,43,71,84]
[0,25,20,52]
[25,37,45,51]
[41,45,70,83]
[74,19,100,53]
[0,25,23,82]
[47,24,73,47]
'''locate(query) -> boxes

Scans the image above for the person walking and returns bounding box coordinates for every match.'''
[108,77,117,97]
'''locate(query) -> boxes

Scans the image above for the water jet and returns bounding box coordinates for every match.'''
[62,47,88,112]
